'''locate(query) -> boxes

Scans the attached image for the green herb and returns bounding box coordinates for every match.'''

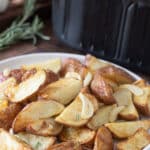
[75,113,81,121]
[0,0,50,50]
[35,141,42,149]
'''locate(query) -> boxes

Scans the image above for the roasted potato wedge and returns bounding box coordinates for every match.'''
[26,118,63,136]
[48,141,82,150]
[117,128,150,150]
[55,92,98,127]
[13,100,64,133]
[91,73,116,104]
[113,88,139,120]
[9,69,26,83]
[22,58,61,73]
[119,84,143,96]
[39,78,82,105]
[133,79,147,87]
[59,127,95,144]
[87,104,116,130]
[0,103,23,130]
[98,66,135,84]
[119,100,139,121]
[61,57,85,77]
[7,70,47,103]
[62,57,93,87]
[103,78,118,91]
[0,77,16,101]
[109,106,125,122]
[17,132,56,150]
[93,126,113,150]
[113,88,131,106]
[133,86,150,116]
[105,120,150,138]
[85,54,110,71]
[0,128,32,150]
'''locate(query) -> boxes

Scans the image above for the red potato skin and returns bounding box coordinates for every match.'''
[90,73,116,105]
[98,66,135,84]
[61,57,87,79]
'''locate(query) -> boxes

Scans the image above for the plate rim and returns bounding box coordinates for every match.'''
[0,52,141,80]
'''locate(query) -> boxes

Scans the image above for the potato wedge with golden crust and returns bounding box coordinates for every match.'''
[113,88,139,120]
[26,118,63,136]
[87,104,117,130]
[10,69,26,83]
[133,86,150,116]
[133,79,147,87]
[117,128,150,150]
[98,66,135,84]
[85,54,110,71]
[17,132,56,150]
[0,128,32,150]
[48,141,82,150]
[59,127,95,144]
[119,101,139,121]
[0,103,23,130]
[61,57,86,77]
[44,70,59,85]
[13,100,64,133]
[105,120,150,139]
[22,58,61,74]
[0,77,16,101]
[39,78,82,105]
[55,92,98,127]
[93,126,113,150]
[7,70,47,103]
[113,88,131,106]
[109,106,125,122]
[91,73,116,104]
[62,57,93,87]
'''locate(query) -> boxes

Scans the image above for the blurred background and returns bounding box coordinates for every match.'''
[0,0,149,78]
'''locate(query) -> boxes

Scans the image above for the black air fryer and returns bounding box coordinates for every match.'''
[52,0,150,73]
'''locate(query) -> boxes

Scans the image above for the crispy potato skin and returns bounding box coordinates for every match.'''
[17,132,56,150]
[39,78,82,105]
[45,70,59,85]
[105,120,150,139]
[98,66,135,84]
[0,103,23,130]
[10,69,26,83]
[61,57,87,78]
[91,73,115,104]
[55,92,98,127]
[87,104,116,130]
[94,126,113,150]
[59,127,95,144]
[117,128,150,150]
[0,128,32,150]
[13,100,64,133]
[48,141,82,150]
[85,54,110,71]
[133,86,150,116]
[133,79,147,87]
[26,118,63,136]
[7,70,47,103]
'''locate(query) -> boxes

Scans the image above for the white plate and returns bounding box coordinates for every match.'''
[0,52,141,80]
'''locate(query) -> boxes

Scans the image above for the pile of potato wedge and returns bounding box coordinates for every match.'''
[0,54,150,150]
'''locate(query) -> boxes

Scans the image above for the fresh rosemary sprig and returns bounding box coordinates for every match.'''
[0,0,50,50]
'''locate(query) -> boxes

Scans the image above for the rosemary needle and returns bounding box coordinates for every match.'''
[0,0,50,50]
